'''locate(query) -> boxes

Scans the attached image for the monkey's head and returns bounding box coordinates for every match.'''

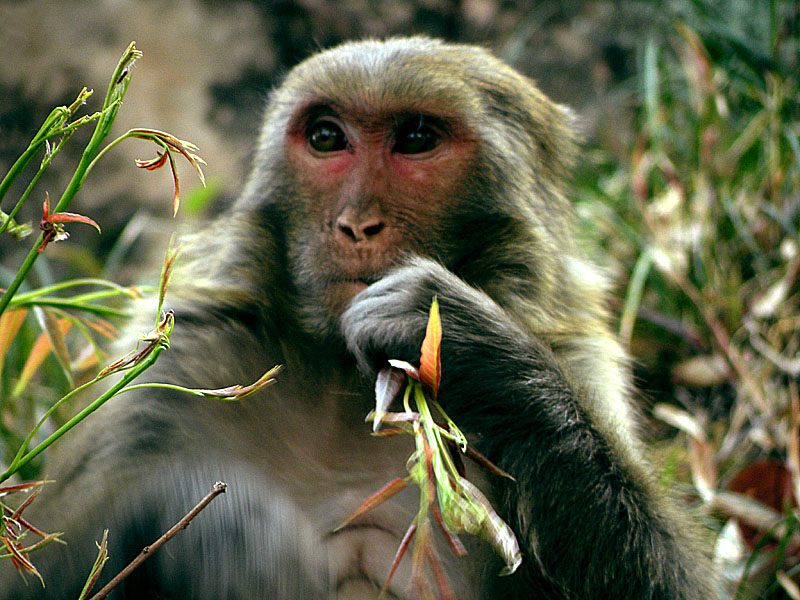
[236,37,582,336]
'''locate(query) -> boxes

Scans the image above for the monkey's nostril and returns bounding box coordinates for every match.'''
[337,220,358,241]
[336,217,385,242]
[362,222,384,237]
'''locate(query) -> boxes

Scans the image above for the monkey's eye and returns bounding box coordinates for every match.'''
[308,120,348,153]
[394,118,441,155]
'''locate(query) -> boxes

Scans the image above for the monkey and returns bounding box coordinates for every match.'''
[0,37,718,599]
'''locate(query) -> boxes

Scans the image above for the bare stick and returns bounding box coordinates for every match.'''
[87,481,227,600]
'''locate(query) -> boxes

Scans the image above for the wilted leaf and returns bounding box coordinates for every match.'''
[186,365,282,400]
[374,367,406,431]
[672,354,731,387]
[387,359,420,381]
[727,459,795,549]
[443,476,522,576]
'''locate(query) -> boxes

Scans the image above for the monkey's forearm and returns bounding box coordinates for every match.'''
[440,335,710,599]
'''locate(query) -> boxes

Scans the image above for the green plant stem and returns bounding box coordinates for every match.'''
[0,148,45,237]
[0,341,164,483]
[9,278,147,303]
[0,89,94,236]
[0,114,104,315]
[9,299,127,318]
[0,124,83,238]
[0,108,67,224]
[0,44,138,319]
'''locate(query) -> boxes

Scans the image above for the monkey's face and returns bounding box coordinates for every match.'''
[282,100,480,328]
[243,38,577,336]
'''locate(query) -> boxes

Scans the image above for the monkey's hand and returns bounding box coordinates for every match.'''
[340,256,542,398]
[342,257,715,600]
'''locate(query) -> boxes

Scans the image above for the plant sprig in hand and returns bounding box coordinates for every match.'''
[337,297,521,599]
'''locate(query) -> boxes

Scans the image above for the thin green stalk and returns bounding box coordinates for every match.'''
[619,247,655,345]
[0,119,85,236]
[0,107,69,219]
[0,89,94,236]
[9,278,144,304]
[0,338,163,483]
[0,147,44,237]
[0,44,140,318]
[0,248,43,316]
[9,299,127,318]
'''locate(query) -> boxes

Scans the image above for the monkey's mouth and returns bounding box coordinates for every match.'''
[320,276,379,316]
[329,275,380,290]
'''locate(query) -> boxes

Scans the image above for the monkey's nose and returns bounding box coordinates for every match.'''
[335,216,385,243]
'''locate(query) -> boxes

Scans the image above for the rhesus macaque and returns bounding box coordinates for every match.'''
[1,37,717,599]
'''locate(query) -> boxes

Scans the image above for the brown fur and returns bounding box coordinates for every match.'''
[1,38,717,599]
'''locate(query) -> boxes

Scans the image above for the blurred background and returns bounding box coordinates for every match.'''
[1,1,798,597]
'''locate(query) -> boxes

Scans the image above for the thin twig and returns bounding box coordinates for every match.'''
[87,481,227,600]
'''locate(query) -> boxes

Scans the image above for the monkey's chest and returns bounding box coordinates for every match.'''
[315,468,489,600]
[227,383,490,598]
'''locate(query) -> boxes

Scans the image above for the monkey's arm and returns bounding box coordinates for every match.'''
[342,257,715,600]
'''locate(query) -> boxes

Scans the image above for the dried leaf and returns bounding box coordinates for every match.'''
[387,358,420,381]
[671,354,731,387]
[445,477,522,576]
[374,367,406,431]
[158,233,180,315]
[777,571,800,600]
[652,403,705,440]
[189,366,282,400]
[788,382,800,507]
[727,459,794,549]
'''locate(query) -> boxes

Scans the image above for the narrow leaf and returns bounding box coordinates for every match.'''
[419,297,442,397]
[458,477,522,575]
[380,522,417,597]
[37,308,73,385]
[47,212,101,234]
[13,319,71,396]
[157,233,180,316]
[425,544,456,600]
[0,481,47,498]
[77,530,109,600]
[0,309,27,375]
[333,478,408,532]
[431,503,467,556]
